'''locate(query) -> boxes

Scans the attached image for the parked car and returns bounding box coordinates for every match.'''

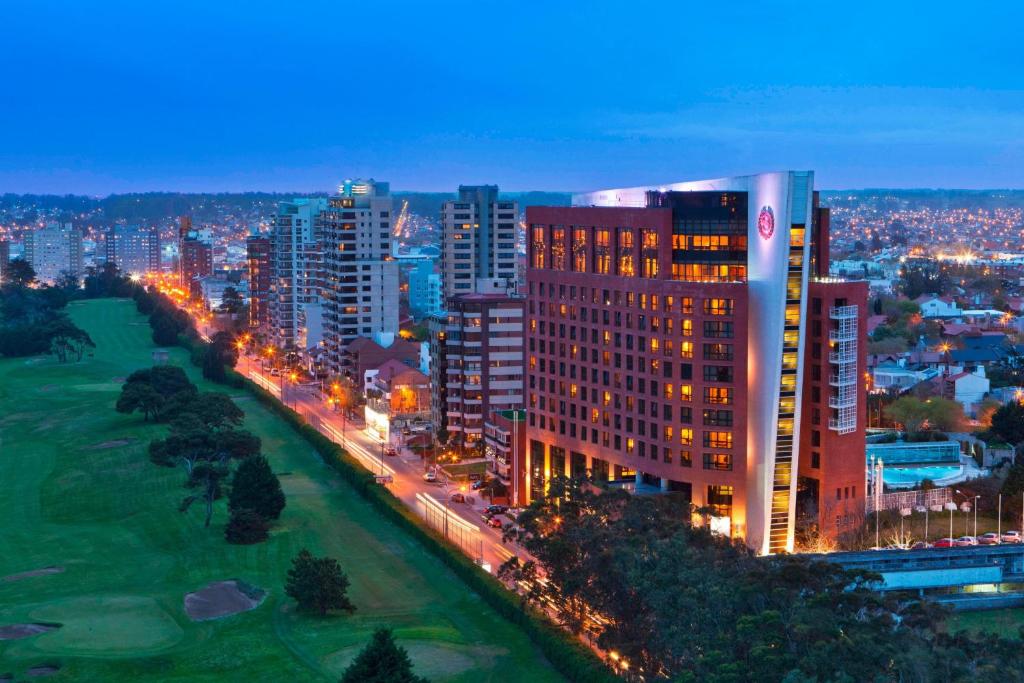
[1001,530,1023,543]
[486,516,504,529]
[485,504,508,515]
[977,532,1001,545]
[422,470,437,482]
[954,536,978,547]
[471,478,490,491]
[933,537,956,548]
[910,541,932,550]
[449,492,466,504]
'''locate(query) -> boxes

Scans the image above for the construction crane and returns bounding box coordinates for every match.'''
[393,199,409,237]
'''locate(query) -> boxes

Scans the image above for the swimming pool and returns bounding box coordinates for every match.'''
[883,466,963,488]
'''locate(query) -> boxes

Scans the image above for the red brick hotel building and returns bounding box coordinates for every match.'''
[524,172,866,554]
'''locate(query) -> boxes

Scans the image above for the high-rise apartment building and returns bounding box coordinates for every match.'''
[441,185,519,300]
[180,238,213,295]
[24,222,83,283]
[321,180,399,376]
[408,259,443,317]
[104,224,161,275]
[525,172,866,555]
[246,232,273,330]
[268,198,327,351]
[430,293,525,452]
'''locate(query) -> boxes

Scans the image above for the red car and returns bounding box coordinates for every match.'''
[932,537,956,548]
[486,516,504,529]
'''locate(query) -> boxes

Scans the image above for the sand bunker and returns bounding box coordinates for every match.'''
[184,580,266,621]
[87,439,135,450]
[2,567,64,583]
[0,623,61,641]
[26,665,61,677]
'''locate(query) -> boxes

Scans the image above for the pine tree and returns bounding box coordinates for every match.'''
[285,549,355,615]
[229,456,286,520]
[340,628,429,683]
[225,508,269,544]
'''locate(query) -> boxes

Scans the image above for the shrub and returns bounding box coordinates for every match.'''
[225,508,269,544]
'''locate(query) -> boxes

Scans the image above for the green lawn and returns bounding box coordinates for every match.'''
[945,608,1024,639]
[0,299,562,682]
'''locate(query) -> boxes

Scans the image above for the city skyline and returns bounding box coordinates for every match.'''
[2,1,1022,194]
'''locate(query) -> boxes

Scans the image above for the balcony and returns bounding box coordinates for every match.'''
[829,348,856,364]
[830,305,858,320]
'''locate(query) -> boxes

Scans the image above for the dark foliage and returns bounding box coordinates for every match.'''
[228,456,286,520]
[224,508,269,545]
[340,628,429,683]
[285,549,356,616]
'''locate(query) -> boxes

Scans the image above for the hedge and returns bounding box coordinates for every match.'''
[174,333,616,682]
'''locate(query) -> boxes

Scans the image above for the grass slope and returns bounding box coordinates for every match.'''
[0,299,561,682]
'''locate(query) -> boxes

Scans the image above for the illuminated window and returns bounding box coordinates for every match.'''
[664,426,674,443]
[531,226,546,268]
[682,319,693,337]
[703,431,733,449]
[591,408,599,424]
[680,384,692,402]
[603,391,611,406]
[626,438,635,454]
[650,338,659,353]
[680,341,693,359]
[572,228,588,272]
[708,485,733,517]
[664,383,673,399]
[680,428,693,446]
[570,383,577,398]
[704,387,733,405]
[551,228,566,270]
[703,298,735,316]
[703,453,733,471]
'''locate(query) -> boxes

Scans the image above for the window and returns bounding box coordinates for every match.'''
[703,366,733,383]
[681,297,693,314]
[703,431,733,448]
[702,409,733,426]
[531,226,546,268]
[703,298,734,316]
[708,387,733,403]
[572,228,588,272]
[680,384,693,402]
[703,321,734,339]
[680,341,694,359]
[811,451,820,469]
[707,485,733,517]
[703,343,733,361]
[551,228,566,270]
[703,453,733,471]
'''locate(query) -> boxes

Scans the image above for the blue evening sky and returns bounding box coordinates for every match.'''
[1,0,1022,194]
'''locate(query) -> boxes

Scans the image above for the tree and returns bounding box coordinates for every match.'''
[117,381,165,421]
[167,391,244,430]
[924,397,965,432]
[225,508,269,544]
[285,549,355,616]
[5,258,35,287]
[340,628,429,683]
[884,396,930,435]
[46,317,94,362]
[991,400,1024,446]
[218,286,244,314]
[152,315,181,345]
[229,455,286,520]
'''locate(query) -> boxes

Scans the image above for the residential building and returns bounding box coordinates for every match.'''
[872,361,940,391]
[321,180,399,376]
[268,198,327,352]
[916,294,961,318]
[341,336,422,388]
[0,240,9,281]
[943,367,990,415]
[103,224,160,275]
[484,409,527,505]
[24,222,83,283]
[408,259,443,317]
[441,185,518,299]
[180,237,213,295]
[525,172,867,555]
[246,232,272,330]
[433,293,524,453]
[364,359,431,442]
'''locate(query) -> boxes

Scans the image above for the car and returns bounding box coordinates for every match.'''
[384,446,397,456]
[954,536,978,547]
[485,504,508,515]
[977,532,1001,545]
[933,537,956,548]
[910,541,932,550]
[486,516,504,529]
[422,470,437,482]
[471,479,489,491]
[449,492,465,504]
[1001,530,1023,543]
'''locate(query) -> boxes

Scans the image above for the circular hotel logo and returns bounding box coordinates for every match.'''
[757,206,775,240]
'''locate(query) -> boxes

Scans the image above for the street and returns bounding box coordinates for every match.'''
[234,352,522,573]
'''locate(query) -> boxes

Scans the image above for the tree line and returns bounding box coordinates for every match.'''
[500,478,1024,682]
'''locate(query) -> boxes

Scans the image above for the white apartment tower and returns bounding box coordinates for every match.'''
[321,179,399,375]
[441,185,519,301]
[268,198,328,352]
[24,222,84,284]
